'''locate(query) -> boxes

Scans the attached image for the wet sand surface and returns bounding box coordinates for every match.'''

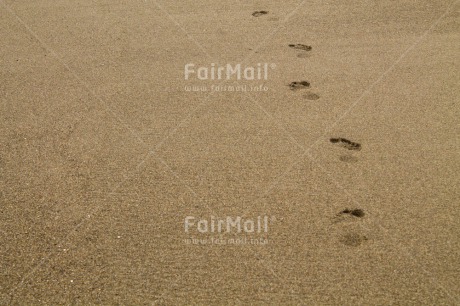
[1,0,459,304]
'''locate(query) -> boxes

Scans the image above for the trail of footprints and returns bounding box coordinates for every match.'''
[251,10,368,248]
[330,142,365,247]
[329,138,365,247]
[329,139,366,247]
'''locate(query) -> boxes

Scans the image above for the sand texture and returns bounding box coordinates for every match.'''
[1,0,459,304]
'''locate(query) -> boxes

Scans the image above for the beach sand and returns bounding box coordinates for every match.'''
[1,0,459,304]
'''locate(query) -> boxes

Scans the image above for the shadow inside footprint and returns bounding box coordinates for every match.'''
[289,81,310,90]
[340,208,365,218]
[330,137,361,151]
[339,155,358,163]
[303,92,320,100]
[297,53,311,58]
[340,233,368,247]
[289,44,312,51]
[252,11,268,17]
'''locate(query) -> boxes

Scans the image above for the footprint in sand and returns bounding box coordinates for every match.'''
[303,92,320,100]
[333,209,368,247]
[289,44,312,58]
[330,137,361,151]
[252,11,268,17]
[340,232,368,247]
[288,44,312,51]
[289,81,310,90]
[340,208,365,218]
[333,208,365,223]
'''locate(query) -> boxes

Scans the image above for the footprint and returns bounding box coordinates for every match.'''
[340,208,365,218]
[332,208,365,225]
[252,11,268,17]
[289,81,310,90]
[303,92,320,100]
[330,137,361,151]
[288,44,312,51]
[339,155,358,163]
[340,232,368,247]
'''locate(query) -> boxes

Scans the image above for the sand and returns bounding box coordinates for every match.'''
[1,0,459,304]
